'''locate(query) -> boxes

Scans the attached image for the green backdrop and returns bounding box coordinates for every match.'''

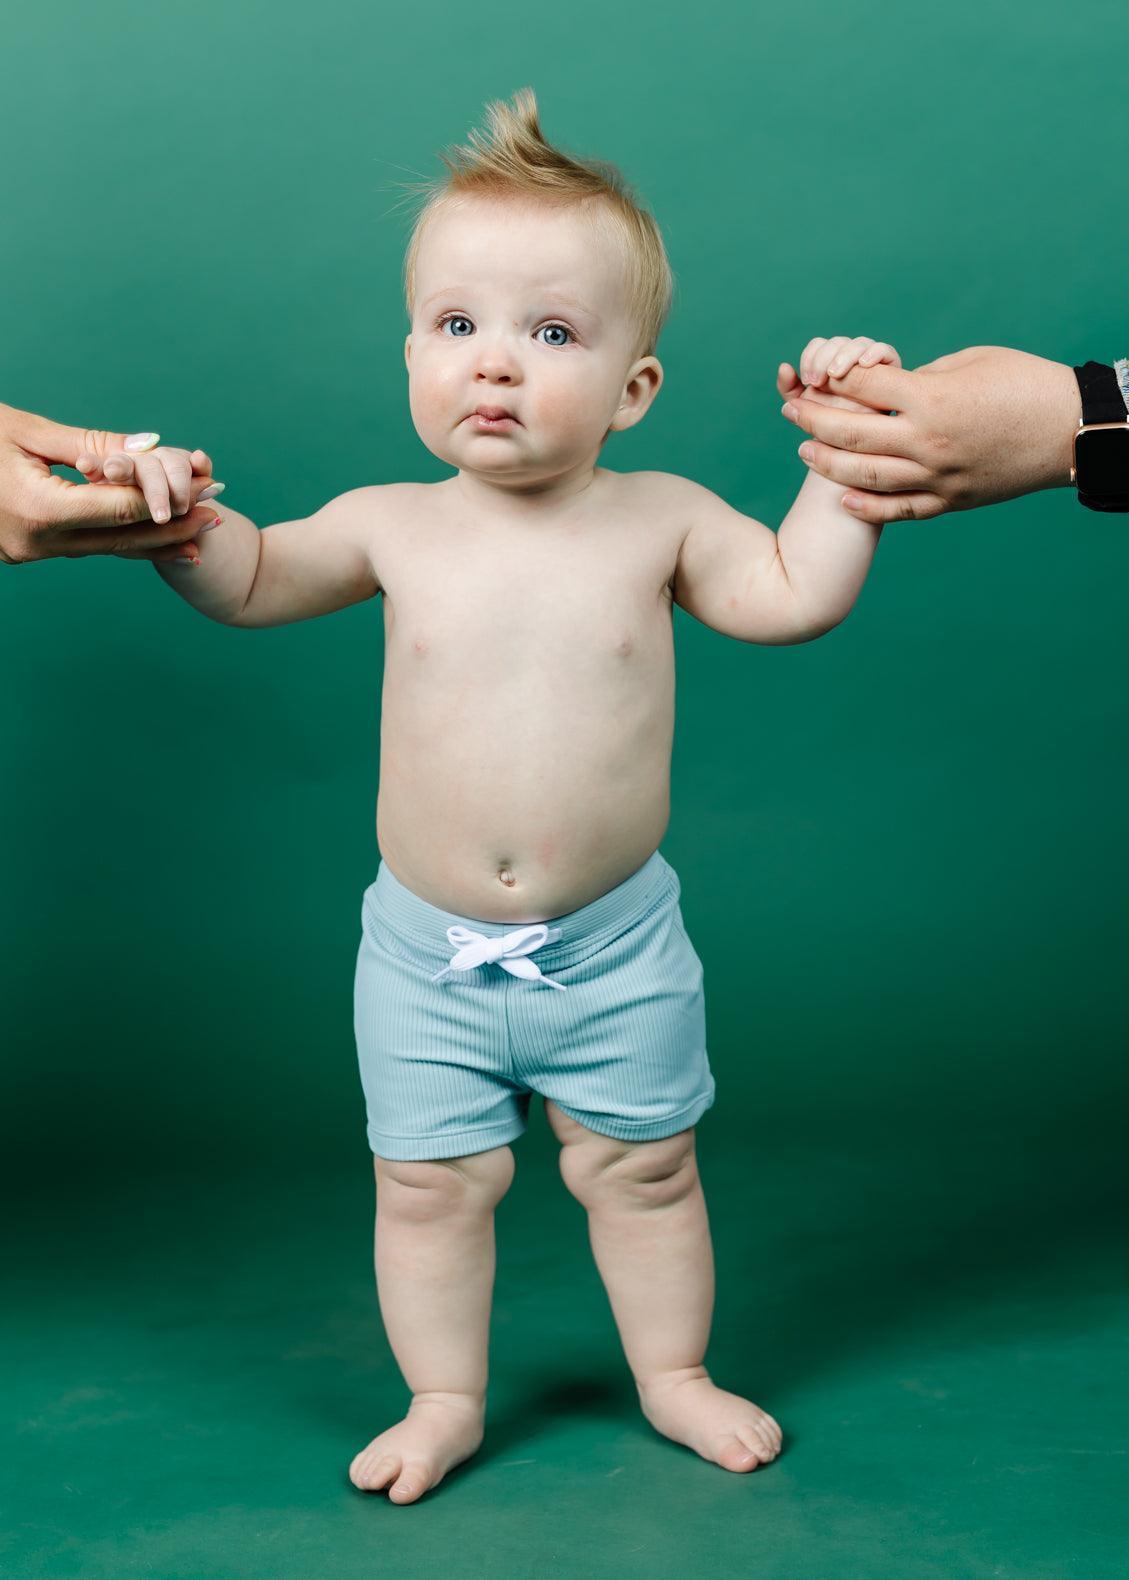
[2,2,1127,1576]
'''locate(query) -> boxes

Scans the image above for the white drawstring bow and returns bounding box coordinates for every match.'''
[430,923,568,990]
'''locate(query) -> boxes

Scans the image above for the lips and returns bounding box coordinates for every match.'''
[470,405,517,421]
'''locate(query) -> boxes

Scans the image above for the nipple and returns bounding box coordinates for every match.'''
[498,866,516,888]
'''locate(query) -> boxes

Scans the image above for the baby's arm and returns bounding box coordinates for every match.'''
[90,442,384,624]
[154,489,382,626]
[670,335,900,644]
[769,336,902,635]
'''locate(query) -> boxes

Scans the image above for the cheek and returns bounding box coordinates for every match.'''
[530,376,603,441]
[408,356,460,428]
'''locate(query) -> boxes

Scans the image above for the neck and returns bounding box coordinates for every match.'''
[450,458,602,523]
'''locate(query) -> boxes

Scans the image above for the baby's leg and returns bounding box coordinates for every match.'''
[547,1101,783,1472]
[349,1144,515,1504]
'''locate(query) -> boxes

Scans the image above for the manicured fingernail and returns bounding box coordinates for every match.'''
[781,403,797,421]
[196,482,225,501]
[174,554,200,565]
[124,432,160,451]
[199,520,219,532]
[798,444,814,462]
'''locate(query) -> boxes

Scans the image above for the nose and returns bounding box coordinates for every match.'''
[475,357,515,384]
[473,330,522,385]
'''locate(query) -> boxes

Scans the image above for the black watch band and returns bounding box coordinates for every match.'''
[1072,361,1129,511]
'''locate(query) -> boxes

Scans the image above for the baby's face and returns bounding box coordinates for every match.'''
[405,198,660,489]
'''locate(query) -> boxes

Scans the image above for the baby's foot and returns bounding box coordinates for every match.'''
[348,1390,485,1504]
[637,1366,783,1472]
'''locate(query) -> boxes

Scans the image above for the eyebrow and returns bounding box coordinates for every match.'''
[421,286,600,321]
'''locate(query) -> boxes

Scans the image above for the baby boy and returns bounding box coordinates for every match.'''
[83,90,902,1504]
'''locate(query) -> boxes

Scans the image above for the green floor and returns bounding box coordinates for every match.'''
[4,1101,1125,1579]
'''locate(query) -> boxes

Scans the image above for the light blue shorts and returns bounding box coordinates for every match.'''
[353,848,716,1161]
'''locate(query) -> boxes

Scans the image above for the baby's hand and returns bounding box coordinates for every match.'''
[777,336,901,416]
[75,440,225,564]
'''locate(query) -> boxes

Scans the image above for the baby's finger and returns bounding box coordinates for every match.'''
[828,337,875,378]
[88,452,137,485]
[857,341,901,368]
[810,336,851,386]
[190,448,213,477]
[155,446,194,517]
[128,451,173,523]
[777,362,804,400]
[77,452,134,484]
[799,338,827,389]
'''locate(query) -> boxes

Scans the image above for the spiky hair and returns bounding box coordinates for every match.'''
[391,88,674,362]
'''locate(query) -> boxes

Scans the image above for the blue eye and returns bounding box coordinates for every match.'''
[434,312,574,346]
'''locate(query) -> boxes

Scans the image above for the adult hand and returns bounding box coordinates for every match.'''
[0,401,217,565]
[780,347,1082,523]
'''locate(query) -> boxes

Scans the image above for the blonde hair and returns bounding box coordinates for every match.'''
[392,88,674,363]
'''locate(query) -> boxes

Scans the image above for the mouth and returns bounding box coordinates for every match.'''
[466,406,520,430]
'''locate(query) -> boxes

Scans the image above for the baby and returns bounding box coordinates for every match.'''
[84,90,901,1504]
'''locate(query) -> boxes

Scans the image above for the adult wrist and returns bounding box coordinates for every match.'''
[1048,359,1083,490]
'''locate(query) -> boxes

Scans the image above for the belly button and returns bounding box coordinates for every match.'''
[498,866,516,887]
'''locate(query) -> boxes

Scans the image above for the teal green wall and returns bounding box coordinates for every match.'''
[2,0,1127,1180]
[3,4,1128,1577]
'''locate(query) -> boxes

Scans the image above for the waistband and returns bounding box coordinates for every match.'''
[364,848,678,978]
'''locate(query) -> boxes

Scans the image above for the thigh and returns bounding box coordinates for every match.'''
[510,877,716,1144]
[354,906,530,1162]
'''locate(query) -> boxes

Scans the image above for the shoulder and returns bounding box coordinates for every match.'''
[316,481,419,520]
[310,481,420,548]
[618,469,725,551]
[617,468,712,519]
[306,483,422,597]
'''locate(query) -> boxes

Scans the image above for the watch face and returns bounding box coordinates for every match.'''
[1075,425,1129,494]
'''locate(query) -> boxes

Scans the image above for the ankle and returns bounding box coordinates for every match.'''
[410,1389,486,1412]
[636,1364,709,1396]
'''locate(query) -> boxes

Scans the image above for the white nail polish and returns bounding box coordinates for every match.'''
[124,432,160,452]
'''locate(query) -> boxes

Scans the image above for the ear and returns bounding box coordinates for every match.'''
[404,335,412,371]
[609,358,663,434]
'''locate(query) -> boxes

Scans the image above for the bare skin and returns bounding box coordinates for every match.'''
[133,197,890,1503]
[372,467,679,920]
[778,345,1082,523]
[348,1103,782,1504]
[0,401,216,565]
[346,472,783,1504]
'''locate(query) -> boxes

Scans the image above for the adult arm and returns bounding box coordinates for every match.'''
[780,347,1082,524]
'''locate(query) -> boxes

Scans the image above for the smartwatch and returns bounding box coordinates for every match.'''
[1071,361,1129,511]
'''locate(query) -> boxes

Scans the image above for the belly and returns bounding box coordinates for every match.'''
[374,638,675,921]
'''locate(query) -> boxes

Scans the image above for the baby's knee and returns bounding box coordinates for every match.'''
[561,1128,697,1210]
[374,1145,515,1220]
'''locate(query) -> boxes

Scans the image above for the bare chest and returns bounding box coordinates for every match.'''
[374,475,682,688]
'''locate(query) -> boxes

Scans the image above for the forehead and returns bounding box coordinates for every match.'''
[416,198,627,313]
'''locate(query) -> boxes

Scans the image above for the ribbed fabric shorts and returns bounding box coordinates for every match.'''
[353,848,715,1161]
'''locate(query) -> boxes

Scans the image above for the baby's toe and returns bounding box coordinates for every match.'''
[711,1434,760,1471]
[388,1459,432,1503]
[737,1426,777,1465]
[349,1448,400,1491]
